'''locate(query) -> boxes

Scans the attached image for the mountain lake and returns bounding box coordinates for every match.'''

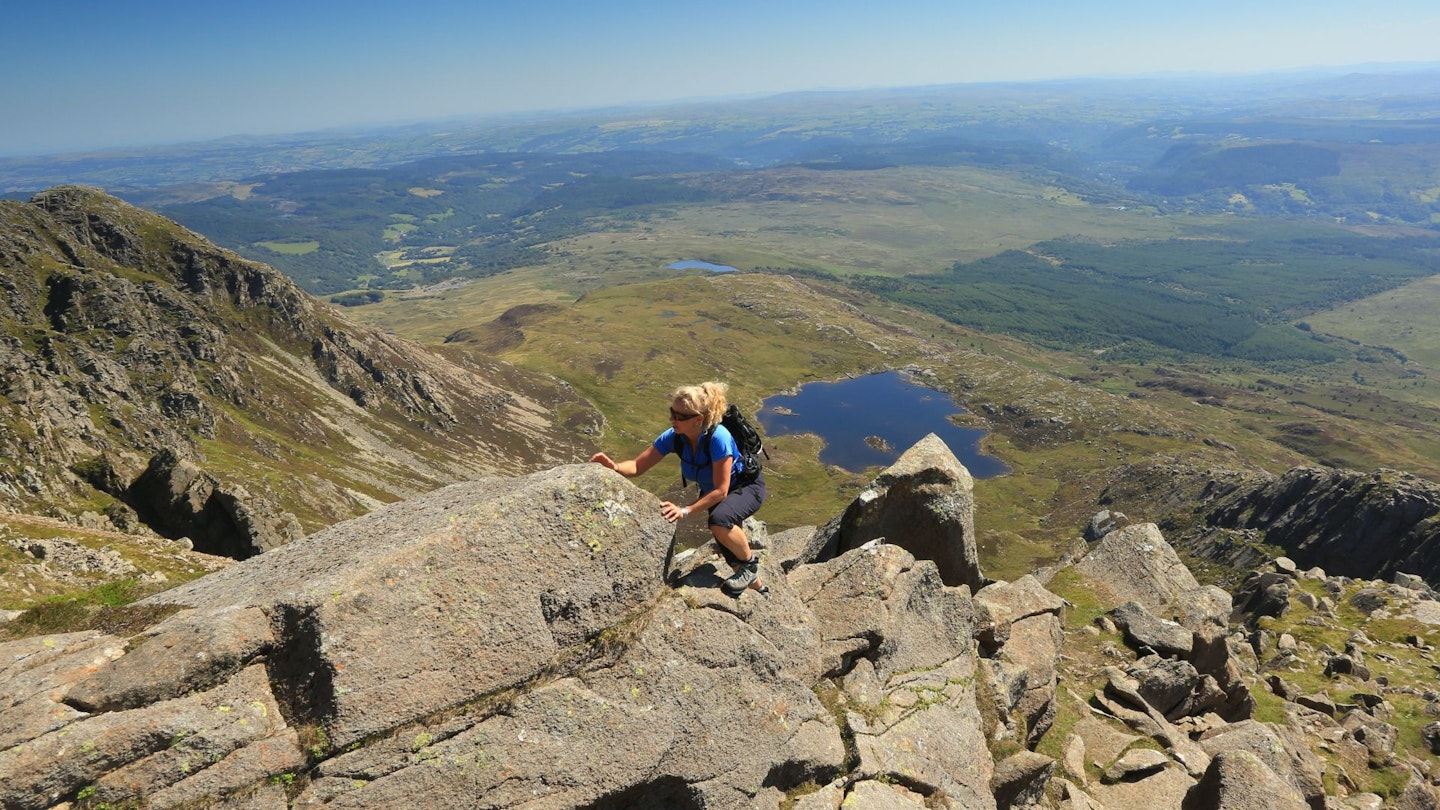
[758,370,1008,478]
[668,259,738,273]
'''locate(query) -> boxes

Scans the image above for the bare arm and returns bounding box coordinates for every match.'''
[656,455,732,523]
[590,444,664,478]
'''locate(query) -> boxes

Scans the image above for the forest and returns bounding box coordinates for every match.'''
[853,230,1440,364]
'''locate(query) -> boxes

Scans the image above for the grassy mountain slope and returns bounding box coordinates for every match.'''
[0,187,597,550]
[8,67,1440,608]
[356,269,1329,581]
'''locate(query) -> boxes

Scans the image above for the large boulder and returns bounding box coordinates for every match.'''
[1125,655,1225,722]
[808,433,984,592]
[13,462,964,808]
[128,447,303,558]
[295,585,846,808]
[1182,750,1309,810]
[2,464,680,808]
[792,542,995,809]
[1109,601,1193,659]
[976,576,1065,746]
[1074,523,1200,612]
[141,463,674,749]
[1195,720,1325,809]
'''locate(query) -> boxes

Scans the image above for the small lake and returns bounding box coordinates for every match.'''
[668,259,737,273]
[758,371,1008,478]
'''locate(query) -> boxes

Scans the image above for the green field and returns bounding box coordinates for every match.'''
[1307,274,1440,369]
[558,166,1185,277]
[255,239,319,255]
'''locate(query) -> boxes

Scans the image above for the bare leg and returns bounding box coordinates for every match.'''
[711,523,763,589]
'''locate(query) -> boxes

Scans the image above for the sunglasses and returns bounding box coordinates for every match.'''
[669,409,700,421]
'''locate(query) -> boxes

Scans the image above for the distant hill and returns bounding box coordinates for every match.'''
[141,151,740,294]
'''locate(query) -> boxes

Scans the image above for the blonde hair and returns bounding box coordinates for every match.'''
[670,381,729,431]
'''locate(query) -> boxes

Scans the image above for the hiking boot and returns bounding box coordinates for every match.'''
[722,555,760,595]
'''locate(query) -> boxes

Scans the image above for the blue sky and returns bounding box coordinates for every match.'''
[3,0,1438,157]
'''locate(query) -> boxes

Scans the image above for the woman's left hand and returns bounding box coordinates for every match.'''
[659,501,687,523]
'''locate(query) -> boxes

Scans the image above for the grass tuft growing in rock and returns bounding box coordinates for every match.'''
[0,578,180,641]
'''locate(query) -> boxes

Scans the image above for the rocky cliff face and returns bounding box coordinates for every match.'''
[1205,467,1440,585]
[0,187,598,549]
[1098,462,1440,590]
[6,436,1438,809]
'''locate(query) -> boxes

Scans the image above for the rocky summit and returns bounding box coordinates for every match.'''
[6,435,1440,809]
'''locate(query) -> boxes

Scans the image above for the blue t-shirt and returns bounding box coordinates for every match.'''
[654,424,745,493]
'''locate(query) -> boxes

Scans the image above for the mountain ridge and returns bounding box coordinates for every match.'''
[0,186,597,552]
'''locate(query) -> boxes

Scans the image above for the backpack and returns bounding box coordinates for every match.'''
[675,404,769,488]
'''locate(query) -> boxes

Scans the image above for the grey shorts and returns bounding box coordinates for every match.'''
[708,473,766,530]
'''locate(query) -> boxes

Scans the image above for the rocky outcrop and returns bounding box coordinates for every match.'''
[0,438,1014,809]
[806,432,984,592]
[1073,523,1252,722]
[0,187,598,538]
[6,437,1440,809]
[1099,461,1440,590]
[790,542,994,808]
[1204,467,1440,586]
[126,447,303,558]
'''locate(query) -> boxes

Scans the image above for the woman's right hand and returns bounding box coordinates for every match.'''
[590,452,616,470]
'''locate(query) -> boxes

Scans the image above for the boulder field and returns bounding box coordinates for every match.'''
[4,434,1440,808]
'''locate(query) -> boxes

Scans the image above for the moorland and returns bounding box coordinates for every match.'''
[5,64,1440,584]
[10,65,1440,809]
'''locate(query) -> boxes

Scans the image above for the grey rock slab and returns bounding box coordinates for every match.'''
[1000,611,1062,745]
[1110,601,1193,658]
[0,631,126,750]
[975,574,1066,626]
[850,656,996,810]
[844,779,932,808]
[1074,523,1200,613]
[1102,748,1170,783]
[67,605,274,712]
[141,464,674,748]
[1062,732,1089,785]
[138,729,306,810]
[1181,749,1309,810]
[294,592,845,809]
[0,630,126,709]
[991,750,1056,809]
[0,664,287,810]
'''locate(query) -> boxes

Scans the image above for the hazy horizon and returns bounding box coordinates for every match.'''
[5,0,1440,159]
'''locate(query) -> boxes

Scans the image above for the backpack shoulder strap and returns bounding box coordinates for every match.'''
[674,432,686,487]
[676,428,716,487]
